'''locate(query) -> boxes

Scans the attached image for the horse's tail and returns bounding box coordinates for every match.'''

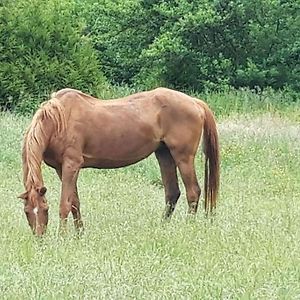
[22,97,66,190]
[201,101,220,214]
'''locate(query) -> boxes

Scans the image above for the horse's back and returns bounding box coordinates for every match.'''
[46,87,206,161]
[51,87,203,117]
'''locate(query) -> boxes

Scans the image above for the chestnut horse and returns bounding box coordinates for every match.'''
[19,87,220,235]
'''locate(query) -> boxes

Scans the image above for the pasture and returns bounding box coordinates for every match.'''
[0,94,300,299]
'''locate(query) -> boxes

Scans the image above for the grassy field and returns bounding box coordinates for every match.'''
[0,92,300,299]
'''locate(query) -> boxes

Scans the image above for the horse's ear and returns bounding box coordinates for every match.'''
[37,186,47,196]
[18,191,28,200]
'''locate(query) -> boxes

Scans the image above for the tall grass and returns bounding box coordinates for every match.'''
[0,91,300,299]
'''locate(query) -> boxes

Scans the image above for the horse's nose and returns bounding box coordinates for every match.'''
[34,225,46,237]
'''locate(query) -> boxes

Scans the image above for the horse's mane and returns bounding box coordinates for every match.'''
[22,97,66,191]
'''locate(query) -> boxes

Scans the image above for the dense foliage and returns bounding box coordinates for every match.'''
[0,0,106,111]
[85,0,300,91]
[0,0,299,111]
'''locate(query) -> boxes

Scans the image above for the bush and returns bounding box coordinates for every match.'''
[0,0,107,112]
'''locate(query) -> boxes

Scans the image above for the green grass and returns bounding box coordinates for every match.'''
[1,94,300,299]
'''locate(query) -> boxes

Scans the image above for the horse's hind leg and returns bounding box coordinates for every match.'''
[155,146,181,219]
[171,151,201,215]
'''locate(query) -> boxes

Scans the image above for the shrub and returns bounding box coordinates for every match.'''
[0,0,107,112]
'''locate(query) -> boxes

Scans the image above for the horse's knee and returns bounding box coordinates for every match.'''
[195,185,201,198]
[59,201,72,219]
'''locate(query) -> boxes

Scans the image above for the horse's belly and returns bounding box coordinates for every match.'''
[82,138,159,168]
[79,111,162,168]
[83,155,151,169]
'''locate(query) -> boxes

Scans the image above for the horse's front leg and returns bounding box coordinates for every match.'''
[59,157,83,234]
[71,187,84,234]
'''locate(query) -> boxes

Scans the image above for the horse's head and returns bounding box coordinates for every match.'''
[18,186,49,236]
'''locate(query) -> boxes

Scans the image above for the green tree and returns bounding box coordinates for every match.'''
[0,0,106,111]
[83,0,164,86]
[84,0,300,92]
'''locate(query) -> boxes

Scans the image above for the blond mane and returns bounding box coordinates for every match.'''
[22,98,66,191]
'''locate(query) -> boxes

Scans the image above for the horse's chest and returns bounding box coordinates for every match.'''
[43,144,64,167]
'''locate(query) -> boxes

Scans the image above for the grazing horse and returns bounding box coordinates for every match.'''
[19,87,220,236]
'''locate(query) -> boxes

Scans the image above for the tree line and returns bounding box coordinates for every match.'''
[0,0,299,111]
